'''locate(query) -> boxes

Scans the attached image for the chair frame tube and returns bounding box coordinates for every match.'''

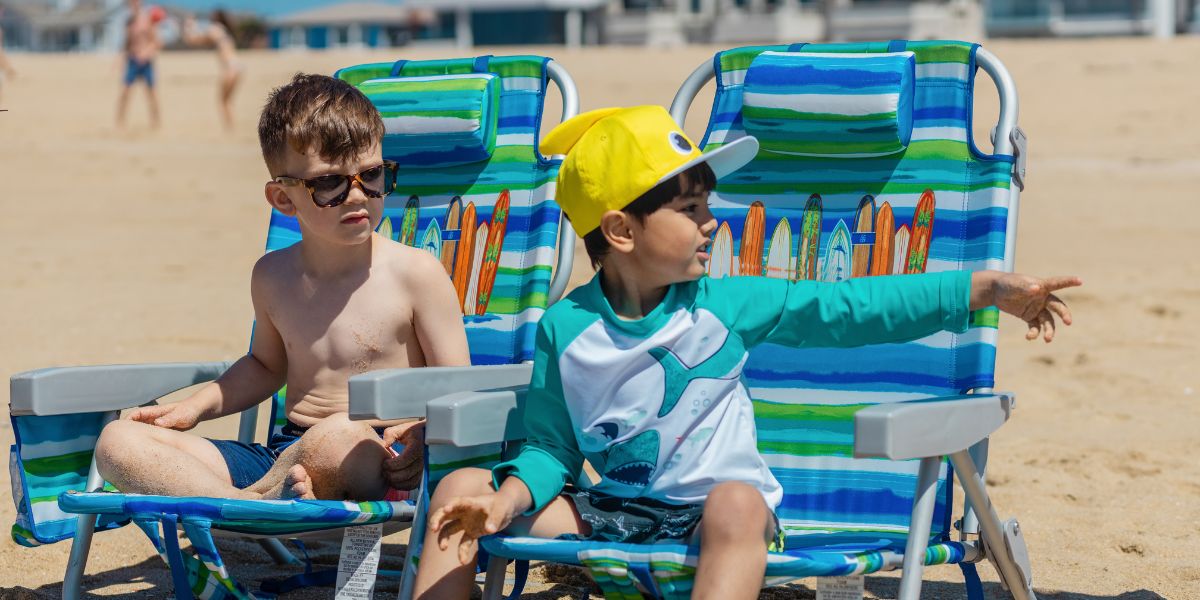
[669,45,1032,599]
[546,60,580,305]
[62,410,119,600]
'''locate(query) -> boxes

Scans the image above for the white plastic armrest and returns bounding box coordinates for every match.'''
[425,388,528,447]
[854,393,1015,460]
[347,364,533,421]
[9,360,236,417]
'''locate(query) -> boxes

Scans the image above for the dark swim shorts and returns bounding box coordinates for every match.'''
[556,486,783,548]
[124,57,155,87]
[208,420,308,489]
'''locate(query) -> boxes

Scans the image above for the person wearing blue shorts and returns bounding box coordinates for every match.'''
[115,0,161,129]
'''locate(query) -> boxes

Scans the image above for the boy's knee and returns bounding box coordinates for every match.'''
[95,420,146,463]
[429,468,493,505]
[702,482,769,540]
[306,413,376,442]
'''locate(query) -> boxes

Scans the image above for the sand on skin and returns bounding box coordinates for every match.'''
[1,39,1198,598]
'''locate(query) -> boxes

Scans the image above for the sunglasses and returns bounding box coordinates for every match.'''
[273,160,399,208]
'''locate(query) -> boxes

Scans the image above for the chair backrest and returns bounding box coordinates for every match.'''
[680,41,1015,545]
[257,55,572,438]
[7,54,572,547]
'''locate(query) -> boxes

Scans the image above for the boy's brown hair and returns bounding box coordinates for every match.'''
[258,73,384,175]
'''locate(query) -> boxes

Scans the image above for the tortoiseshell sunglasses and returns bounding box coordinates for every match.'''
[273,160,399,208]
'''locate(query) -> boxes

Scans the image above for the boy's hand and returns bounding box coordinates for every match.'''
[429,492,518,565]
[127,403,202,431]
[382,421,425,490]
[974,272,1082,343]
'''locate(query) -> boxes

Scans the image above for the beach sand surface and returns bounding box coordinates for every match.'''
[1,38,1197,598]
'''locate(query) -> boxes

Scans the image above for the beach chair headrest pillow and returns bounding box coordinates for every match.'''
[356,73,500,168]
[742,51,915,158]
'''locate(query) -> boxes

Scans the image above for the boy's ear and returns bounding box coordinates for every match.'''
[599,210,635,255]
[264,182,298,216]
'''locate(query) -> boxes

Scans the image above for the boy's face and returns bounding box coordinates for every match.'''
[265,143,386,247]
[625,185,717,286]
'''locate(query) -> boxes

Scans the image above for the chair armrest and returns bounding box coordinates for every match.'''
[853,393,1015,460]
[425,388,527,447]
[9,361,236,417]
[347,364,533,421]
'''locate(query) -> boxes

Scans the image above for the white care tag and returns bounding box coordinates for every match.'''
[335,523,383,600]
[816,575,865,600]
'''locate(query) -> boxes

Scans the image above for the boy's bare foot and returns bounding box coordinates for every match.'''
[259,465,317,500]
[283,465,316,499]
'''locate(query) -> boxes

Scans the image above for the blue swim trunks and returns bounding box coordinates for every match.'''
[208,420,308,489]
[124,57,155,87]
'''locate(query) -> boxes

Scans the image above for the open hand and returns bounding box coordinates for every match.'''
[127,403,202,430]
[430,492,517,565]
[382,420,425,490]
[989,273,1082,343]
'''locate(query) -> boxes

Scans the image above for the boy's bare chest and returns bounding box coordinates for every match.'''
[270,278,416,372]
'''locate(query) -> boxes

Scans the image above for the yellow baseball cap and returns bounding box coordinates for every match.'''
[540,105,759,236]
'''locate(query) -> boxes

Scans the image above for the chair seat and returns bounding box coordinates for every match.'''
[59,491,414,537]
[481,531,978,580]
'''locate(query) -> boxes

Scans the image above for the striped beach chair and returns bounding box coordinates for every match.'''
[9,54,578,599]
[423,41,1036,600]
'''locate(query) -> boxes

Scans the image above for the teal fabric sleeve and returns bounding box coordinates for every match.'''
[491,322,582,515]
[701,271,972,348]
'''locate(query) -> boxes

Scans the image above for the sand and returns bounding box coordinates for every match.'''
[1,37,1197,599]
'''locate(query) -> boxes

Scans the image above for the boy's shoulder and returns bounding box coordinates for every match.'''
[372,233,446,287]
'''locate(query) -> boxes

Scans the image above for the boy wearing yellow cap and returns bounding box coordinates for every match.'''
[414,106,1080,599]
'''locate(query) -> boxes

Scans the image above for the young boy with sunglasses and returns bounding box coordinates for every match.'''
[413,106,1081,599]
[95,74,470,501]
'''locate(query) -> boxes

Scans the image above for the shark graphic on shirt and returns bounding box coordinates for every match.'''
[596,333,744,487]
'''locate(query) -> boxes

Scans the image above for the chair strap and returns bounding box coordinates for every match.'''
[959,562,986,600]
[159,515,197,600]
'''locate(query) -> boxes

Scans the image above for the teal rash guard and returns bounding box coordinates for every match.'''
[493,271,972,515]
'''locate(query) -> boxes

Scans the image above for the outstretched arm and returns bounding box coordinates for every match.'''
[179,16,209,47]
[970,271,1081,342]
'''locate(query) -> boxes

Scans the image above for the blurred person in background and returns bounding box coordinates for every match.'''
[183,8,242,131]
[116,0,163,129]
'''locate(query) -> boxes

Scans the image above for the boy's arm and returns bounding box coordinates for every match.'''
[970,271,1079,342]
[409,252,471,367]
[707,271,973,349]
[130,263,288,429]
[490,323,582,515]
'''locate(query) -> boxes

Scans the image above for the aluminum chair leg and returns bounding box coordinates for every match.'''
[961,437,991,538]
[481,554,507,600]
[258,538,301,565]
[62,515,95,600]
[897,456,941,600]
[949,450,1037,600]
[63,420,117,600]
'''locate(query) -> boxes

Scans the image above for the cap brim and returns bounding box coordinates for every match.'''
[655,135,760,187]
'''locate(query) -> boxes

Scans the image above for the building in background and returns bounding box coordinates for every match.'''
[987,0,1198,37]
[2,0,1198,52]
[0,0,124,52]
[266,0,608,49]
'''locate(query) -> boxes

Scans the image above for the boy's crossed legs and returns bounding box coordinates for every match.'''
[95,413,406,500]
[415,467,774,600]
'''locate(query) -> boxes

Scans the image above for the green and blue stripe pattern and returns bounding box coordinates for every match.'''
[478,41,1015,598]
[742,51,915,157]
[358,73,500,168]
